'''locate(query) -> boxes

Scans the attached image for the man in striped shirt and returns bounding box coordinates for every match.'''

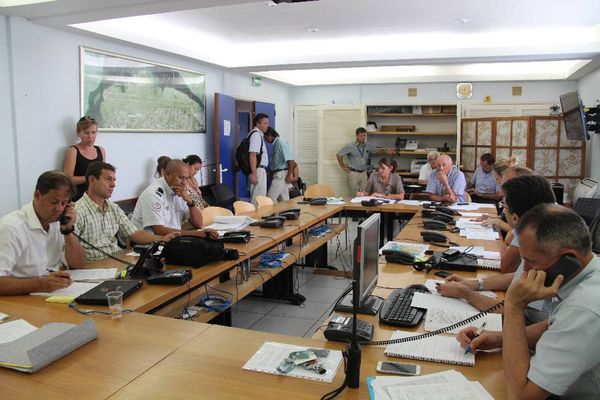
[75,161,175,262]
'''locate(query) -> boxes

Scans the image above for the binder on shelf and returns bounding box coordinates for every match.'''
[0,319,97,373]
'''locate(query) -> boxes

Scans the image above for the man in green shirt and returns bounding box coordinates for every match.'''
[336,127,379,196]
[75,161,175,262]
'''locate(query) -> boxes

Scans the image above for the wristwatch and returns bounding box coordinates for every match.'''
[187,200,196,207]
[478,278,485,291]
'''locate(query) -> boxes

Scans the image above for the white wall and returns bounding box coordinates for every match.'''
[0,16,291,215]
[578,67,600,184]
[291,80,578,106]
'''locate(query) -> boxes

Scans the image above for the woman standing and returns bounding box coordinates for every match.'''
[182,154,208,209]
[63,116,106,201]
[357,157,405,200]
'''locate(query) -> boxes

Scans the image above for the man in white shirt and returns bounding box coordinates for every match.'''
[0,171,86,295]
[248,113,269,206]
[458,204,600,399]
[418,150,439,185]
[132,160,216,239]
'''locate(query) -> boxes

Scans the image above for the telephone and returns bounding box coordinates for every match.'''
[59,214,71,225]
[361,198,385,207]
[250,219,285,228]
[432,212,455,224]
[382,249,416,264]
[278,208,301,220]
[420,231,449,243]
[323,315,374,343]
[544,254,580,287]
[435,206,460,216]
[308,197,327,205]
[218,231,251,243]
[422,219,447,231]
[146,269,192,285]
[127,241,164,278]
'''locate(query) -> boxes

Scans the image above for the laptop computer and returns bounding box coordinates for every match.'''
[75,279,143,306]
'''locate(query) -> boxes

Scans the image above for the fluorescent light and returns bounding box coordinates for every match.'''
[0,0,56,7]
[253,60,591,86]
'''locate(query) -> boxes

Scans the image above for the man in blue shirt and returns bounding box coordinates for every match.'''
[425,154,466,203]
[467,153,500,202]
[264,127,296,202]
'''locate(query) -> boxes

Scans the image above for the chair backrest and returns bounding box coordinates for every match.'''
[255,195,274,209]
[233,200,255,215]
[204,183,235,208]
[463,191,472,204]
[201,206,233,226]
[304,184,334,198]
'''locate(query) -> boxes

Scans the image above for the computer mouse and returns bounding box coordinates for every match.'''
[407,284,430,293]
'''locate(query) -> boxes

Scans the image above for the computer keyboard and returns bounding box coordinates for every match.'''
[379,286,429,327]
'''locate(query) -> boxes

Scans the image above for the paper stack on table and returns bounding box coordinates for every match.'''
[368,370,494,400]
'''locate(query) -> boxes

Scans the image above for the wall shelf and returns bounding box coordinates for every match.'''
[378,149,456,156]
[368,131,455,136]
[367,113,456,117]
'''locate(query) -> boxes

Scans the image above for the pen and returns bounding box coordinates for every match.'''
[464,321,487,355]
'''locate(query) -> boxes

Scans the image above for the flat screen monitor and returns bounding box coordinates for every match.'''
[560,91,590,141]
[334,213,383,315]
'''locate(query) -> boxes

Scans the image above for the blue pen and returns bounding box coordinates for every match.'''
[464,321,487,355]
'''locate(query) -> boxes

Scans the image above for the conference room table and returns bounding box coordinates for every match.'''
[0,199,508,399]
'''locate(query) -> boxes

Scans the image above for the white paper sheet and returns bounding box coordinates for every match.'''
[424,308,503,334]
[0,319,37,344]
[30,282,100,297]
[386,381,494,400]
[371,370,469,400]
[67,268,118,281]
[411,292,480,313]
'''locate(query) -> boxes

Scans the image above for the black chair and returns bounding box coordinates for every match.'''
[204,183,235,209]
[574,198,600,226]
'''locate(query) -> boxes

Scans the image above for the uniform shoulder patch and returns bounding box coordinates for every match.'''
[155,187,164,196]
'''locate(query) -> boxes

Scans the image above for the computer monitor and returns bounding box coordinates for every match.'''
[334,213,383,315]
[560,91,590,141]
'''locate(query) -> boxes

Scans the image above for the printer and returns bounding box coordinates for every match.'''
[411,159,428,174]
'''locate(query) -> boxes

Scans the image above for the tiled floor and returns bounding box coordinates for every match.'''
[230,227,358,338]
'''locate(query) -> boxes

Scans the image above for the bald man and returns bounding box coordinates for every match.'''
[132,160,215,238]
[425,154,466,203]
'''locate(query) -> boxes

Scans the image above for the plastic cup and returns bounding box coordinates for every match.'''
[106,291,123,319]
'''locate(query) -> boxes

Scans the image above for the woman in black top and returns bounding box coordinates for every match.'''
[63,116,106,201]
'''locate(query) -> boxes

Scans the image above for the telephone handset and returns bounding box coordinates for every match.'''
[59,214,71,225]
[382,249,416,264]
[544,254,580,287]
[420,231,449,243]
[422,220,447,231]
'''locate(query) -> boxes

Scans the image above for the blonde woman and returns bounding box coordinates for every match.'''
[64,116,106,201]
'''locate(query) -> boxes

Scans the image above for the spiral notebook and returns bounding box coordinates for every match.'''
[384,331,475,366]
[477,259,501,270]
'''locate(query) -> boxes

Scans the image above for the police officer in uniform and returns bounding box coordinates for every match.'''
[132,160,217,238]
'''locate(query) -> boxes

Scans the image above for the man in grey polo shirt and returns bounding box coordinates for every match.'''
[336,127,378,196]
[458,204,600,399]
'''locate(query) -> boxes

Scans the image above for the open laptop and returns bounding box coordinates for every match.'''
[75,279,143,306]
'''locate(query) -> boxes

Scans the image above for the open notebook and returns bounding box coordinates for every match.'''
[385,331,475,366]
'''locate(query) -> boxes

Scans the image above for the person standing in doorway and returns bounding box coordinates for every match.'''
[264,127,296,203]
[248,113,269,206]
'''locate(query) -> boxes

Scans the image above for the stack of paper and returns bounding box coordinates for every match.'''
[67,268,118,282]
[205,216,254,233]
[380,241,429,258]
[326,197,346,205]
[368,370,494,400]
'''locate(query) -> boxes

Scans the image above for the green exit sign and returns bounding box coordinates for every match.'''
[252,77,262,87]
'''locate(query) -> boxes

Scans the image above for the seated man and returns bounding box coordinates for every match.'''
[438,175,556,324]
[0,171,85,295]
[132,160,216,238]
[417,150,439,185]
[424,154,466,203]
[75,161,177,262]
[458,204,600,399]
[467,153,501,203]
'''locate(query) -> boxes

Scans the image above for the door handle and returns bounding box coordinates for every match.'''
[219,164,229,183]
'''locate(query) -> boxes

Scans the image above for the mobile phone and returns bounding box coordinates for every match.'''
[544,254,580,287]
[376,361,420,376]
[434,270,452,278]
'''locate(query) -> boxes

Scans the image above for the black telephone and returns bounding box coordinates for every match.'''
[361,198,383,207]
[422,219,447,231]
[250,219,285,228]
[59,215,71,225]
[382,249,416,264]
[432,212,455,224]
[127,241,164,278]
[278,208,301,220]
[323,315,374,343]
[219,231,251,243]
[421,231,449,243]
[544,254,580,287]
[435,206,460,216]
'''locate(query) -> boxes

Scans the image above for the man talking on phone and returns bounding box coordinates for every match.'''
[0,171,86,295]
[457,204,600,399]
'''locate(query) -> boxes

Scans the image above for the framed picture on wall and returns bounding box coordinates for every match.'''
[80,47,206,133]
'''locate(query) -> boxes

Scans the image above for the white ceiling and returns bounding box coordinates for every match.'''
[3,0,600,85]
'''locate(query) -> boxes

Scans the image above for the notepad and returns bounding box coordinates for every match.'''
[424,308,503,334]
[0,320,37,345]
[477,258,501,270]
[67,268,118,281]
[243,342,342,383]
[385,331,475,366]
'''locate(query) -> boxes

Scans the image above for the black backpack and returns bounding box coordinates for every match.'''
[235,129,263,175]
[161,236,238,267]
